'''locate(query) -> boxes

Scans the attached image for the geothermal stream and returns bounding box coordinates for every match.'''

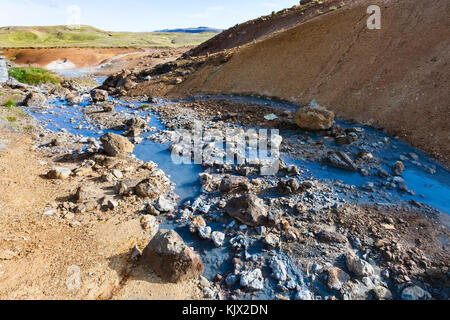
[25,73,450,300]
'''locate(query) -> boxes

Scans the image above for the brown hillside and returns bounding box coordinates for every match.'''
[186,0,351,57]
[173,0,450,165]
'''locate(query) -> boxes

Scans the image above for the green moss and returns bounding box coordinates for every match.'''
[8,67,62,85]
[6,115,17,123]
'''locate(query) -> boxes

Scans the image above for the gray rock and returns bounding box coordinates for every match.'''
[211,231,225,247]
[401,285,431,300]
[90,89,108,102]
[327,267,350,291]
[269,257,288,282]
[240,269,264,291]
[23,92,46,107]
[198,226,212,240]
[154,196,175,212]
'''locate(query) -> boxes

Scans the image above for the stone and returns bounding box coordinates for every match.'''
[316,230,348,244]
[23,92,46,107]
[346,252,375,278]
[327,267,350,291]
[219,175,249,193]
[295,288,314,300]
[198,226,212,240]
[225,194,268,227]
[371,286,393,300]
[325,151,357,171]
[103,104,114,112]
[392,161,405,176]
[116,179,138,196]
[211,231,225,247]
[46,167,72,180]
[90,89,108,102]
[154,196,175,212]
[189,216,206,233]
[140,215,159,236]
[75,186,100,202]
[100,133,134,157]
[225,273,239,287]
[401,285,431,300]
[269,257,288,281]
[142,229,204,283]
[240,269,264,291]
[294,106,335,130]
[135,178,167,199]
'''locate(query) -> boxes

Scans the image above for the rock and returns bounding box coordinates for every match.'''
[219,175,249,193]
[23,92,46,107]
[269,257,288,281]
[101,196,118,210]
[295,288,314,300]
[116,179,138,196]
[392,161,405,176]
[240,269,264,291]
[294,106,335,130]
[46,167,72,180]
[198,226,212,240]
[199,275,210,288]
[135,178,167,199]
[327,267,350,291]
[140,215,159,236]
[316,230,348,244]
[225,273,239,287]
[103,104,114,112]
[346,252,375,277]
[211,231,225,247]
[100,133,134,157]
[90,89,108,102]
[189,216,206,233]
[142,229,204,283]
[75,186,100,202]
[401,285,431,300]
[225,194,268,227]
[325,151,357,171]
[154,196,175,212]
[371,286,393,300]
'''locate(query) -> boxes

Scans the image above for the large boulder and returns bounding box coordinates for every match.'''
[225,194,268,226]
[90,89,108,102]
[142,229,204,283]
[100,133,134,157]
[46,167,72,180]
[23,92,46,107]
[327,267,350,291]
[294,106,334,130]
[219,175,249,193]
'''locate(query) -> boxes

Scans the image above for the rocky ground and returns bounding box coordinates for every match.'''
[1,68,448,301]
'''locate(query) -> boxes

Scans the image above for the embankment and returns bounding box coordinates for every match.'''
[173,0,450,165]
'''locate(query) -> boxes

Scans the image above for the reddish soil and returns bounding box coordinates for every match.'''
[3,48,139,68]
[170,0,450,165]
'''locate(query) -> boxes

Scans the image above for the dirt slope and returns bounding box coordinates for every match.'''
[173,0,450,165]
[186,0,350,57]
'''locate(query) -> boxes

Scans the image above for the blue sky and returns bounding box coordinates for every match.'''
[0,0,300,31]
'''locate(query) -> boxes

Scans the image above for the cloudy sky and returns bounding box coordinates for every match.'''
[0,0,300,31]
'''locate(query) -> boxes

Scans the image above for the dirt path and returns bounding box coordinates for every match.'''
[0,130,202,300]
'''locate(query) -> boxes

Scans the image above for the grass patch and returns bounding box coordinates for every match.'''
[4,99,16,107]
[0,25,216,48]
[8,67,62,85]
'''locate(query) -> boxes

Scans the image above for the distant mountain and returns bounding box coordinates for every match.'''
[155,27,222,34]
